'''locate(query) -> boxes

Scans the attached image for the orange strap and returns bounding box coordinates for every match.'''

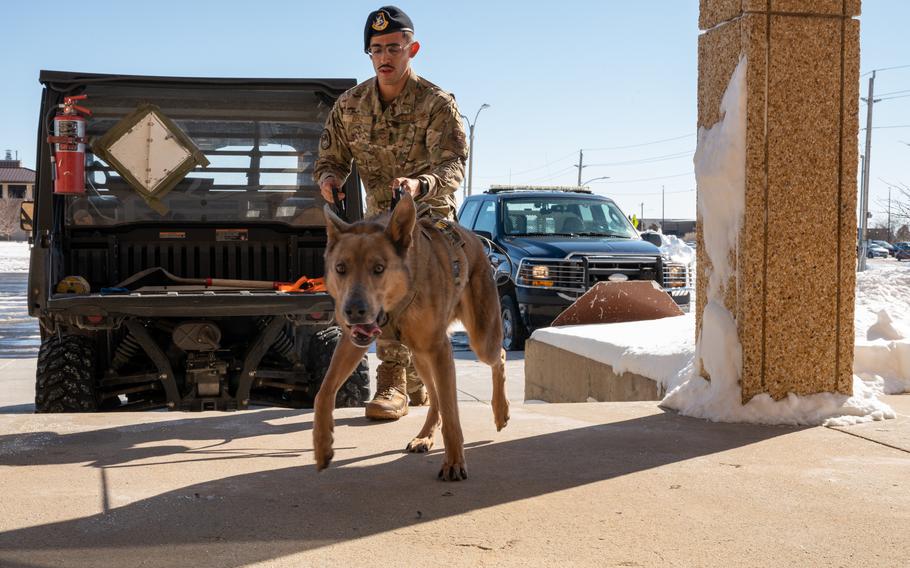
[277,275,326,293]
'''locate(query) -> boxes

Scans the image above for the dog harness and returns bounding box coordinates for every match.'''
[378,218,467,341]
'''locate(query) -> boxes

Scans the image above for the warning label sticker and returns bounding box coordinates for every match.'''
[216,229,249,242]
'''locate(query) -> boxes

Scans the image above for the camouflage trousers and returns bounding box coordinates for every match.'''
[368,196,457,395]
[376,339,422,394]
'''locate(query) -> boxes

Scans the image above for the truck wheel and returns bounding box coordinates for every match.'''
[307,327,370,407]
[500,295,527,351]
[35,333,99,413]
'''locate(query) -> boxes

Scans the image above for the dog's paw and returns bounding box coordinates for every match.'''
[438,461,468,481]
[313,430,335,471]
[407,436,434,453]
[493,398,510,432]
[494,412,510,432]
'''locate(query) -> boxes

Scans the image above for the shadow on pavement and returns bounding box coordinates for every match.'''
[0,403,34,414]
[0,408,802,567]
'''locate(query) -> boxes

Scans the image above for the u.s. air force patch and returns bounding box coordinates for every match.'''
[372,11,389,31]
[320,129,332,150]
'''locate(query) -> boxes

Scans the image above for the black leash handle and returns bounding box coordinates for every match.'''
[331,185,347,221]
[389,184,404,212]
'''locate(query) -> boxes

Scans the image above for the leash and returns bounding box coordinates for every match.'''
[389,183,431,218]
[331,185,347,221]
[389,184,404,212]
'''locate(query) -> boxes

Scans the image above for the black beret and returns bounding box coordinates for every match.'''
[364,6,414,53]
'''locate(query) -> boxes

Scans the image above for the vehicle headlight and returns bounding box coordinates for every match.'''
[667,265,686,288]
[531,265,550,279]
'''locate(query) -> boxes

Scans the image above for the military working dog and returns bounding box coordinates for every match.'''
[313,192,509,480]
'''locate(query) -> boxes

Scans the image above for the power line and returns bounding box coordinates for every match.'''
[522,165,576,183]
[503,151,578,177]
[585,150,694,168]
[601,172,694,184]
[477,135,697,180]
[584,133,695,152]
[861,64,910,77]
[878,93,910,102]
[601,188,695,196]
[875,88,910,97]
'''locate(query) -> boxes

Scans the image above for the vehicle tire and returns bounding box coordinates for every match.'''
[500,295,527,351]
[35,333,99,413]
[307,327,370,407]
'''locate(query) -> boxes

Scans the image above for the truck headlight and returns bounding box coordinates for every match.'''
[529,264,553,287]
[531,265,549,279]
[667,265,686,287]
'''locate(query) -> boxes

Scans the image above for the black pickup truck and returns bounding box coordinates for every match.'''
[22,70,368,412]
[458,186,693,350]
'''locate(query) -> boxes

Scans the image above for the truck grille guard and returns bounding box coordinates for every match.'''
[515,253,693,296]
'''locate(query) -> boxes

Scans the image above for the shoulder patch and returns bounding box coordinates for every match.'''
[320,129,332,150]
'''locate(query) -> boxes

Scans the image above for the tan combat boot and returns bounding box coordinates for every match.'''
[408,384,429,406]
[365,365,409,420]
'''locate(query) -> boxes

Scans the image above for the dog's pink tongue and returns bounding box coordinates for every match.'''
[352,322,382,339]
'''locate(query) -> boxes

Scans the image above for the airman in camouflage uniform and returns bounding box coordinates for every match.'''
[313,5,468,420]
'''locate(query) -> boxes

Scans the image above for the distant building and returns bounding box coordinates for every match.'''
[640,218,696,238]
[0,154,35,201]
[0,152,35,240]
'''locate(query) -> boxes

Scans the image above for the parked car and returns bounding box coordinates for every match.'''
[871,240,896,256]
[867,243,890,259]
[895,242,910,261]
[457,186,693,350]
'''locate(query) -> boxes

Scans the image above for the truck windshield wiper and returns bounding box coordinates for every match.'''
[574,232,632,238]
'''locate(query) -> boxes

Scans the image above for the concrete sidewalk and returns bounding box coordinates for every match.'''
[0,354,907,567]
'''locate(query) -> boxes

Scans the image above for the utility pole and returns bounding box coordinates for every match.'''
[661,185,665,232]
[859,71,876,271]
[640,202,644,228]
[461,104,490,197]
[575,149,584,186]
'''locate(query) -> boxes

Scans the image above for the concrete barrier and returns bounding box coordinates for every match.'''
[524,338,662,403]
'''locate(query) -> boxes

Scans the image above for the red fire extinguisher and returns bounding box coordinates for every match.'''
[47,94,92,195]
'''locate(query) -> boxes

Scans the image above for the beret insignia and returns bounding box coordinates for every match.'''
[372,11,389,31]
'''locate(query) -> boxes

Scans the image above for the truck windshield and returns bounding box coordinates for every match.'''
[502,197,638,238]
[67,82,333,227]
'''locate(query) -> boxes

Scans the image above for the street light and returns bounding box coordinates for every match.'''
[461,103,490,198]
[581,176,610,186]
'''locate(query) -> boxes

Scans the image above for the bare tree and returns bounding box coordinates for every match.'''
[0,199,24,240]
[881,180,910,227]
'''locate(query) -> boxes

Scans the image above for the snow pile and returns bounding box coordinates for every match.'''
[533,313,895,426]
[659,233,695,266]
[853,261,910,342]
[0,242,29,273]
[531,316,694,388]
[852,262,910,395]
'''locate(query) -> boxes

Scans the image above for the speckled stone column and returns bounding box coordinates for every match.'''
[696,0,860,402]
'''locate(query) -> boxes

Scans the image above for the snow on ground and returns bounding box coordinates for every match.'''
[533,259,908,426]
[0,242,29,273]
[852,260,910,395]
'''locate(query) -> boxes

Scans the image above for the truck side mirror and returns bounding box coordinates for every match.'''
[19,201,34,232]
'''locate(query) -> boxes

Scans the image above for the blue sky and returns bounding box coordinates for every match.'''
[2,1,908,223]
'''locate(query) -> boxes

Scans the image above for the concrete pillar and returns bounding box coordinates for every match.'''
[696,0,860,402]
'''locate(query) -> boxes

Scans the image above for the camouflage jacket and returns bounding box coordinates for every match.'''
[313,72,468,219]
